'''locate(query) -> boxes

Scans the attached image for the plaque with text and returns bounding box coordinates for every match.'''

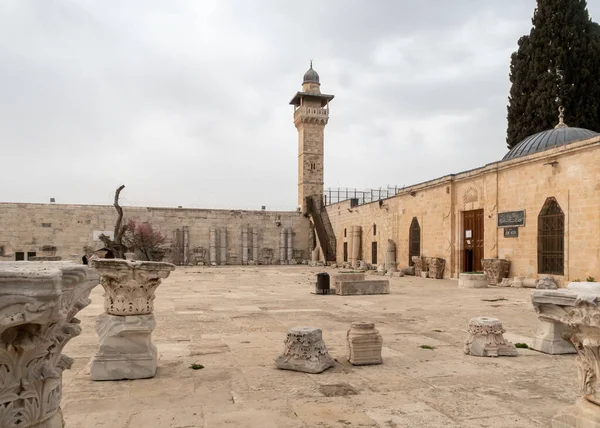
[497,210,525,227]
[503,227,519,238]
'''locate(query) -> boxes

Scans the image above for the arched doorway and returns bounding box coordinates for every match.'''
[409,217,421,266]
[538,197,564,275]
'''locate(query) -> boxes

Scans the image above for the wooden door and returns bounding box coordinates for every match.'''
[371,242,378,265]
[409,217,421,266]
[463,209,484,272]
[343,242,348,262]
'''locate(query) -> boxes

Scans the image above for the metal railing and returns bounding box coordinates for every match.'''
[323,186,400,206]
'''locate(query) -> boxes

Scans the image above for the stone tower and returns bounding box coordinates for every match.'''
[290,61,334,213]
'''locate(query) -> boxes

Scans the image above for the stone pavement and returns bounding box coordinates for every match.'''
[62,266,579,427]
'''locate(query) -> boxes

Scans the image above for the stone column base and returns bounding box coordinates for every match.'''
[30,409,64,428]
[275,327,335,374]
[531,320,576,355]
[458,273,488,288]
[91,313,157,381]
[464,317,517,357]
[553,398,600,427]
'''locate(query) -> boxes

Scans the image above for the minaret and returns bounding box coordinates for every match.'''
[290,61,334,213]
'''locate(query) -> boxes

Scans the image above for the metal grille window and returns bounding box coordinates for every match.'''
[409,217,421,266]
[538,197,564,275]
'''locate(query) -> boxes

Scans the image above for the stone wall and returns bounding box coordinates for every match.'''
[0,204,310,265]
[326,135,600,284]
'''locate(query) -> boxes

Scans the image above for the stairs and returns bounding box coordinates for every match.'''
[306,196,336,261]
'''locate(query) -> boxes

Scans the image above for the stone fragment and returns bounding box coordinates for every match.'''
[347,322,383,366]
[0,261,97,428]
[275,327,335,374]
[531,319,576,355]
[332,271,365,287]
[357,260,368,272]
[336,280,389,296]
[499,278,513,287]
[427,257,446,279]
[385,240,397,272]
[511,276,524,288]
[481,258,510,286]
[401,266,415,276]
[412,256,424,277]
[458,273,488,288]
[377,265,386,276]
[536,275,558,289]
[463,317,517,357]
[90,314,158,380]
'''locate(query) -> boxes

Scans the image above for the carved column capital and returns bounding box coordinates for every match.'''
[0,261,97,428]
[90,259,175,315]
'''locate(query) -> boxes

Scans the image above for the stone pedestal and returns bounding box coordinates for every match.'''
[0,261,97,428]
[90,259,175,381]
[347,322,383,366]
[532,283,600,423]
[531,320,576,355]
[463,317,517,357]
[275,327,335,374]
[336,280,389,296]
[458,273,488,288]
[385,240,397,272]
[481,259,510,286]
[90,314,157,380]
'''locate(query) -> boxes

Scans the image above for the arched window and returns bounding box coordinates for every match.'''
[409,217,421,266]
[538,197,564,275]
[344,228,347,238]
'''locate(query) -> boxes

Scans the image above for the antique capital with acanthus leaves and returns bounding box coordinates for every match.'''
[90,258,175,315]
[0,262,98,428]
[532,285,600,406]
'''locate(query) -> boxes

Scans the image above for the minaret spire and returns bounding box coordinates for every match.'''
[555,106,569,129]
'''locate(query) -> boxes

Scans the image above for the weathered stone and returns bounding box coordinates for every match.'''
[384,240,397,272]
[463,317,517,357]
[458,273,488,288]
[347,322,383,366]
[332,271,365,287]
[512,276,524,288]
[532,283,600,409]
[401,266,415,276]
[552,398,600,428]
[537,275,558,289]
[412,256,424,277]
[531,319,576,355]
[357,260,368,272]
[499,278,513,287]
[481,258,510,286]
[275,327,334,374]
[336,280,389,296]
[90,314,157,381]
[377,264,386,276]
[0,262,97,428]
[427,257,445,279]
[90,258,175,315]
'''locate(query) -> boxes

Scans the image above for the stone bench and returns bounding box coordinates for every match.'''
[332,271,365,287]
[336,280,389,296]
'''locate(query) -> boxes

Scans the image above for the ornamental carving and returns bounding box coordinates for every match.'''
[427,257,446,279]
[412,256,425,277]
[532,288,600,404]
[0,262,98,428]
[275,327,334,374]
[481,259,510,286]
[463,316,517,357]
[90,259,175,316]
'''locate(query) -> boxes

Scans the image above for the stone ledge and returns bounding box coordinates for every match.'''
[336,280,389,296]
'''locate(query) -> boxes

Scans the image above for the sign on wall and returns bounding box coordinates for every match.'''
[503,227,519,238]
[497,210,525,228]
[93,231,113,241]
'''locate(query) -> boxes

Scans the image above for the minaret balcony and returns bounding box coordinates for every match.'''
[294,106,329,124]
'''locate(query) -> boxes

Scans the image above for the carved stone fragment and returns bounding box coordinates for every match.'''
[0,262,98,428]
[536,275,558,289]
[412,256,424,277]
[347,322,383,366]
[481,258,510,286]
[427,257,446,279]
[463,317,517,357]
[275,327,335,374]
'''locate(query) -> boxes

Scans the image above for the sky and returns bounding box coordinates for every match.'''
[1,1,599,211]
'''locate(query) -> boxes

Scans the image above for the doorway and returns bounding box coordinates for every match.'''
[408,217,421,266]
[462,209,484,272]
[371,242,378,265]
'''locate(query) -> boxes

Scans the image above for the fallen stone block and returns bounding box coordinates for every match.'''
[336,280,389,296]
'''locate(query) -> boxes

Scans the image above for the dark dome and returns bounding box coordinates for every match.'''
[503,127,599,160]
[303,65,320,84]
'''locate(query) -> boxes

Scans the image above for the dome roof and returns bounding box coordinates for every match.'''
[503,108,598,160]
[503,127,599,160]
[303,61,320,84]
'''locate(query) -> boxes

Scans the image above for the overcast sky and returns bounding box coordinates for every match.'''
[1,1,599,210]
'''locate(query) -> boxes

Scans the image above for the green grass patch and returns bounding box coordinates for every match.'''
[481,297,507,302]
[432,329,443,333]
[420,345,436,350]
[189,363,205,370]
[515,343,529,349]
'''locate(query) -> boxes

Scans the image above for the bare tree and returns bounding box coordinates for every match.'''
[98,185,129,259]
[123,220,166,261]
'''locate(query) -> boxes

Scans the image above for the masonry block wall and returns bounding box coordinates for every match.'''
[0,204,310,265]
[327,136,600,284]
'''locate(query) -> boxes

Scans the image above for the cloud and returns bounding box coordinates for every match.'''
[0,0,598,209]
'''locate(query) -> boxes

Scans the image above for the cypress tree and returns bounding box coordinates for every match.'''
[506,0,600,149]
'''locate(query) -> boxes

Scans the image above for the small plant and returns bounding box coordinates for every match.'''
[515,343,529,349]
[432,329,443,333]
[420,345,435,350]
[189,363,204,370]
[481,297,507,302]
[587,276,596,282]
[573,278,581,282]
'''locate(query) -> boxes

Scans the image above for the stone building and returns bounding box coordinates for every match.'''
[1,64,600,283]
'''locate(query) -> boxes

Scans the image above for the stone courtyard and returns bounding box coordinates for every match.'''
[60,266,578,427]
